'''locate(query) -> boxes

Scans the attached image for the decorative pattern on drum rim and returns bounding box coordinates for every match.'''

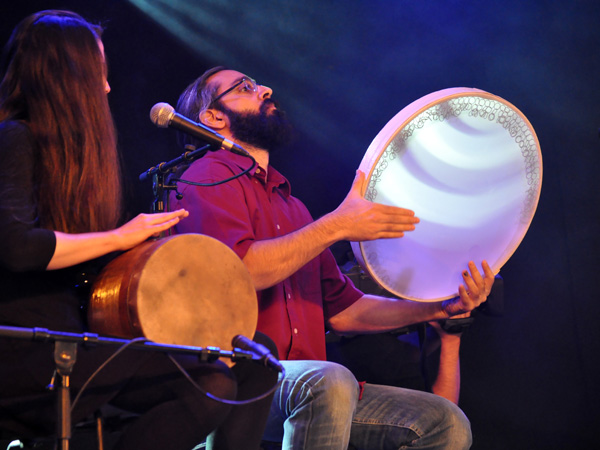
[365,94,541,225]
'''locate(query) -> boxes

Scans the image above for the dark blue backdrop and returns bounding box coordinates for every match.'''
[2,1,599,448]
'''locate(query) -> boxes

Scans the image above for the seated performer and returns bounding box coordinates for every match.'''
[0,13,275,450]
[169,66,495,450]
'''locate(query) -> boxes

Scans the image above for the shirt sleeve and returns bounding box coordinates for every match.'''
[0,121,56,272]
[320,248,363,320]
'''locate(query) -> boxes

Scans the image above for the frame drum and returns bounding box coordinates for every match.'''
[351,88,542,302]
[89,234,257,355]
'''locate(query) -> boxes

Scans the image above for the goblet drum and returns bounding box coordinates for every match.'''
[89,234,258,360]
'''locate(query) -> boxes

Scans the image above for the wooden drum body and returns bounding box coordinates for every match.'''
[352,88,542,301]
[89,234,257,353]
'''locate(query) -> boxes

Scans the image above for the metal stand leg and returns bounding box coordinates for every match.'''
[95,410,105,450]
[54,341,77,450]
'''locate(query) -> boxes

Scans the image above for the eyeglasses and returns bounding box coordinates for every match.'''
[210,77,258,106]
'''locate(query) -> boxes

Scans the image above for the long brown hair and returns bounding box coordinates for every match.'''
[0,10,122,232]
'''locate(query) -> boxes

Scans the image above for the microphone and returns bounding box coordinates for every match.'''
[149,102,248,156]
[232,335,284,373]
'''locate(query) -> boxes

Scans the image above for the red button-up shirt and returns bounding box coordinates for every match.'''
[171,149,362,360]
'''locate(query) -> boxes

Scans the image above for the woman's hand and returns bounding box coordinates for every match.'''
[111,209,189,251]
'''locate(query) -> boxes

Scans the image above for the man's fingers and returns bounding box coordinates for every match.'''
[461,271,479,297]
[467,261,484,288]
[374,204,419,222]
[481,260,494,295]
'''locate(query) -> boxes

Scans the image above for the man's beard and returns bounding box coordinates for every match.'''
[218,99,294,153]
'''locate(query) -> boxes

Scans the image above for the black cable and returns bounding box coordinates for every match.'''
[70,335,283,413]
[70,337,149,413]
[172,150,256,192]
[167,353,284,406]
[172,158,256,189]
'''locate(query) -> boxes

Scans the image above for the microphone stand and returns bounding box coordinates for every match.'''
[138,144,213,213]
[54,340,76,450]
[0,325,254,450]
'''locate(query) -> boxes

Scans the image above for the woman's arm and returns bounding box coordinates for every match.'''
[47,209,189,270]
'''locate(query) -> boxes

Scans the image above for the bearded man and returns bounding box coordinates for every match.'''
[169,66,494,450]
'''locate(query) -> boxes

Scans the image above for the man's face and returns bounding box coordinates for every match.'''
[208,70,293,152]
[209,70,267,114]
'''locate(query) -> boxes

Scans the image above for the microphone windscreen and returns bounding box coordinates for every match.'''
[150,102,174,128]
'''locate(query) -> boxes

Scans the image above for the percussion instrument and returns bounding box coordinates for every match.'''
[351,88,542,301]
[89,234,257,358]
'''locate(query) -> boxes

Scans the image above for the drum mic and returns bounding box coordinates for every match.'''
[149,102,248,156]
[232,334,284,373]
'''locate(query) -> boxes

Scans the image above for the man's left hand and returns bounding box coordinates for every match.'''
[442,260,494,317]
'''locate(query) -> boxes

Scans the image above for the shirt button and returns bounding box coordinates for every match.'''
[293,328,298,335]
[276,224,281,230]
[287,293,291,299]
[256,168,261,173]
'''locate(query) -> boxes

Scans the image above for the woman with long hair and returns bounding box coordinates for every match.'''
[0,10,275,449]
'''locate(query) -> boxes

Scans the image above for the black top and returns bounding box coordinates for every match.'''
[0,120,85,332]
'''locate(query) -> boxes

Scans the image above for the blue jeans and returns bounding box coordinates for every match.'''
[262,360,471,450]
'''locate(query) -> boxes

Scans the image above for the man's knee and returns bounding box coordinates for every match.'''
[312,361,359,404]
[280,361,359,413]
[435,399,472,449]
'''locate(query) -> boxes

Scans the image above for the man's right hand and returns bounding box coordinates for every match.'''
[327,170,420,242]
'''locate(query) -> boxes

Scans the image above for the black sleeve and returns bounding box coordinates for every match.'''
[0,121,56,272]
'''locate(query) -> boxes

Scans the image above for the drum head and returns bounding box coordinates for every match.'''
[135,234,257,349]
[351,88,542,302]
